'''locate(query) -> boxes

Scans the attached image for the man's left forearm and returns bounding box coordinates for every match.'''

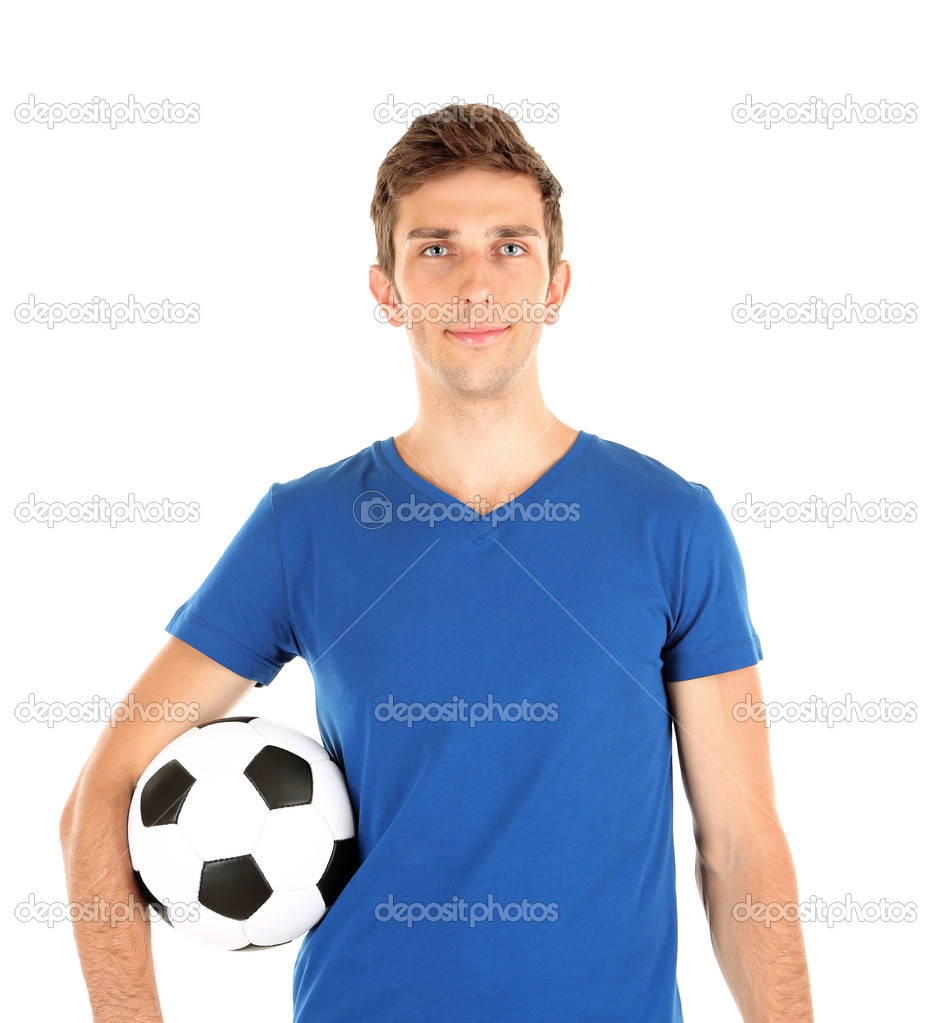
[698,826,814,1022]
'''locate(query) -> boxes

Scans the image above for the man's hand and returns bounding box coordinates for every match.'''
[665,664,814,1022]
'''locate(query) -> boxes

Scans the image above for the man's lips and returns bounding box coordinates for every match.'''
[445,325,509,345]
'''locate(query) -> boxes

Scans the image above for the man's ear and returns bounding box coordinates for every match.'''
[544,259,570,325]
[369,264,404,328]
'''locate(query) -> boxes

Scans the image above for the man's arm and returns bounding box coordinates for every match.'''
[59,637,257,1022]
[665,664,814,1023]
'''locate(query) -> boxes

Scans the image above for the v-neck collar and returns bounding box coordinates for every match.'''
[376,429,594,538]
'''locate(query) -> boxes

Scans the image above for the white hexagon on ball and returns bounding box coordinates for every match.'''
[171,902,249,951]
[128,820,203,907]
[244,886,327,948]
[252,804,336,891]
[177,774,269,861]
[177,721,266,776]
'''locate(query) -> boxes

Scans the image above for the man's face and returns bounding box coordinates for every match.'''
[370,166,569,402]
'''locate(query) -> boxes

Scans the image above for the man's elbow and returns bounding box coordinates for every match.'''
[59,774,83,848]
[696,818,796,879]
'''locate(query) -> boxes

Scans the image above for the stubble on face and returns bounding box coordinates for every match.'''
[404,309,544,408]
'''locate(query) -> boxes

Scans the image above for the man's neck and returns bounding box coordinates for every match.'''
[392,407,578,513]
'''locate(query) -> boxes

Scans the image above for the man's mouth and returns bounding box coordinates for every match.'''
[444,326,509,346]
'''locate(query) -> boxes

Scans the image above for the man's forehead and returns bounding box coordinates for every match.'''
[396,170,545,241]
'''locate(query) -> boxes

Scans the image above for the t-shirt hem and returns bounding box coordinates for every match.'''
[661,634,763,683]
[165,608,281,686]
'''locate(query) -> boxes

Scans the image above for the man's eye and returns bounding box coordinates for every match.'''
[499,243,525,256]
[423,245,449,257]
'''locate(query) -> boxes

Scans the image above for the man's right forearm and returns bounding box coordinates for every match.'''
[60,771,164,1023]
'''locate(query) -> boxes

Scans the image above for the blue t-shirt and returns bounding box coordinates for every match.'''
[166,430,762,1022]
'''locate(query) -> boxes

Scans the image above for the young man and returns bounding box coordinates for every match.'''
[61,105,813,1021]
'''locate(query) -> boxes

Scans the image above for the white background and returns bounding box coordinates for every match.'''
[1,1,930,1019]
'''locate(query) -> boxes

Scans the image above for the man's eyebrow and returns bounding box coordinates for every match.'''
[405,225,542,242]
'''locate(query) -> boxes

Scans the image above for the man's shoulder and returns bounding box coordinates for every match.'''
[586,433,711,515]
[265,439,383,517]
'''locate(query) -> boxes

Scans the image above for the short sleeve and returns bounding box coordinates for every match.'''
[661,484,763,683]
[165,485,301,686]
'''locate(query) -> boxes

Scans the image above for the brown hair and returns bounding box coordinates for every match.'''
[370,104,563,290]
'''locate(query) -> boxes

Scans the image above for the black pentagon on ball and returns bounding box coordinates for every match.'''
[140,760,196,827]
[200,855,273,920]
[318,836,360,908]
[244,745,313,809]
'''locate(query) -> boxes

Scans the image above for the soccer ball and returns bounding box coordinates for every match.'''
[127,716,358,950]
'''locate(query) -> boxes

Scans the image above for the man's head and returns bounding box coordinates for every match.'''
[369,105,570,406]
[370,104,564,291]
